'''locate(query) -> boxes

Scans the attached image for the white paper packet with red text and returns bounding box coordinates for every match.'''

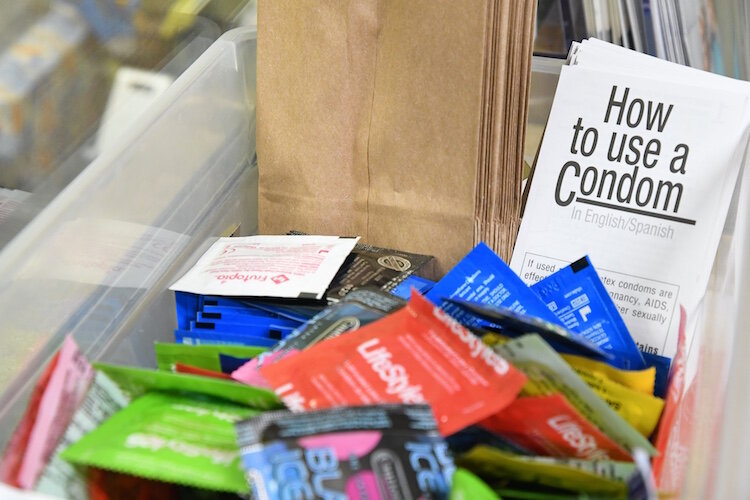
[169,235,359,300]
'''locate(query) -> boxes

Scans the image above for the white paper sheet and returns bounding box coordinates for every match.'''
[512,44,750,359]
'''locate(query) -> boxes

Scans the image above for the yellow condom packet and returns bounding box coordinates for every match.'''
[562,353,656,395]
[456,445,633,497]
[482,332,508,348]
[574,369,665,438]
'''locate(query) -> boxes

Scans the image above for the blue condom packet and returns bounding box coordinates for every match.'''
[390,274,435,300]
[531,256,646,370]
[641,351,671,398]
[425,243,562,329]
[443,298,613,361]
[219,354,253,374]
[175,330,279,348]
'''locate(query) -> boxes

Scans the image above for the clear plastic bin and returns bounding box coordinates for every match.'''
[0,27,746,497]
[0,27,258,447]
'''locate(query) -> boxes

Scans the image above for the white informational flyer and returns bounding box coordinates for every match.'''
[511,45,750,360]
[170,235,360,300]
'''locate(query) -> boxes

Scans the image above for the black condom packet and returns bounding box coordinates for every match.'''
[288,230,433,302]
[236,404,455,499]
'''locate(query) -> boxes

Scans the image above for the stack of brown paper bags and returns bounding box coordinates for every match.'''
[257,0,537,274]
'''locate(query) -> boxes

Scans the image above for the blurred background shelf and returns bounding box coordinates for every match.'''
[0,0,257,249]
[533,0,750,80]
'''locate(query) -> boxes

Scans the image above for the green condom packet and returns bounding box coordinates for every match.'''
[451,468,501,500]
[61,391,257,493]
[154,342,266,373]
[94,362,281,410]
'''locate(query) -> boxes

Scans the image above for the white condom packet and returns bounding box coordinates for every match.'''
[170,235,359,300]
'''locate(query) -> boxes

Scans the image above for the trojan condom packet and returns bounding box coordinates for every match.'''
[531,256,646,370]
[254,287,405,370]
[235,404,454,499]
[425,243,562,329]
[288,230,433,302]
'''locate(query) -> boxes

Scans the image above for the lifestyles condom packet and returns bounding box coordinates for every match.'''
[235,404,454,499]
[425,243,563,329]
[61,391,257,494]
[480,394,631,461]
[169,235,359,300]
[260,290,527,436]
[531,256,646,370]
[232,288,405,387]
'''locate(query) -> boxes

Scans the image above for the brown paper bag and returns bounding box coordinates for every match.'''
[258,0,536,274]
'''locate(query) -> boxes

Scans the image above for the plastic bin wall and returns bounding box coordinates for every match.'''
[0,28,258,448]
[0,32,745,496]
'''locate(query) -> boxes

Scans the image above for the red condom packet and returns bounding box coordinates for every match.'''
[652,306,691,491]
[0,336,94,489]
[174,363,233,380]
[0,352,60,487]
[260,290,527,436]
[481,393,631,462]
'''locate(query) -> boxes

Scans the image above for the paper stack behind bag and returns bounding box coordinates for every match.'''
[257,0,537,274]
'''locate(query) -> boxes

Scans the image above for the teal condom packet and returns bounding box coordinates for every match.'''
[531,256,646,370]
[426,243,562,329]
